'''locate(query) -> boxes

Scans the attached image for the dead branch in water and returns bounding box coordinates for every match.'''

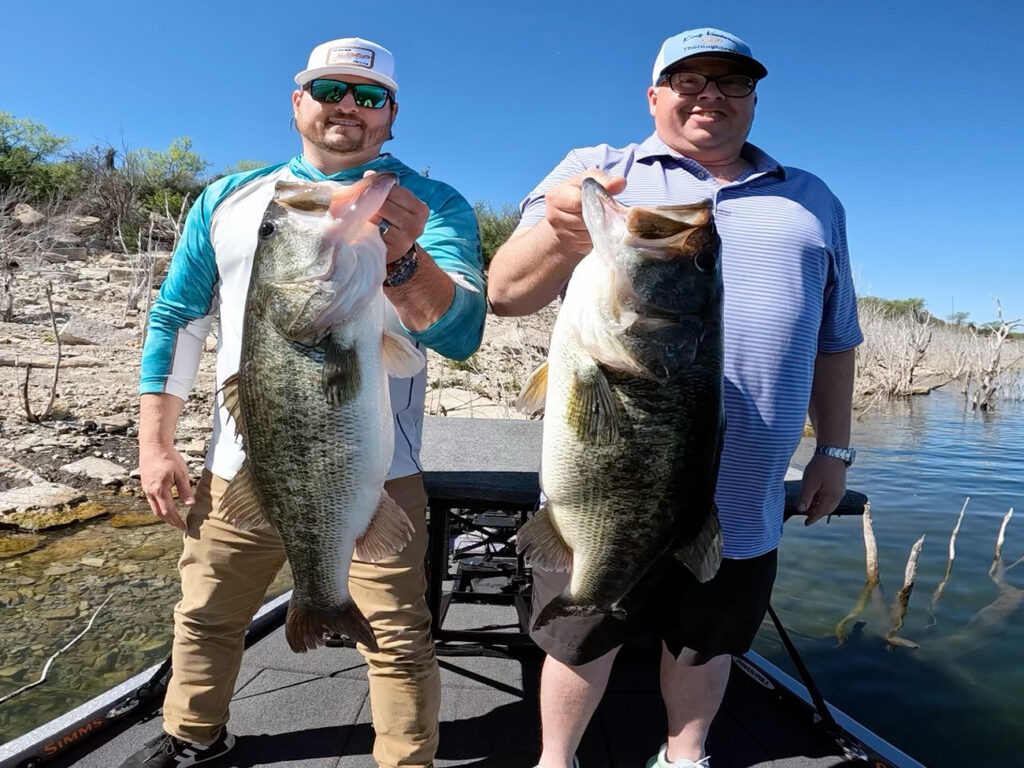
[886,534,925,649]
[928,497,969,625]
[942,510,1023,658]
[0,593,115,705]
[18,281,62,423]
[991,507,1015,577]
[835,504,884,643]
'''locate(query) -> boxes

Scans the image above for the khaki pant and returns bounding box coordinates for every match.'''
[163,470,440,768]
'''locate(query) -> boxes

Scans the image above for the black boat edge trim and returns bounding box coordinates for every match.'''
[742,650,927,768]
[0,592,291,768]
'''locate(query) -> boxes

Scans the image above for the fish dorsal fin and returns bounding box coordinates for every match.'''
[321,335,361,404]
[218,373,245,438]
[566,361,619,444]
[354,490,414,562]
[516,361,548,415]
[674,503,723,582]
[515,504,572,572]
[219,460,269,531]
[381,331,426,378]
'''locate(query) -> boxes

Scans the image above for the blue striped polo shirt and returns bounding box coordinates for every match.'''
[517,133,862,558]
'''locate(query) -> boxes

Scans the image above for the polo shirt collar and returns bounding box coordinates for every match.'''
[635,133,787,180]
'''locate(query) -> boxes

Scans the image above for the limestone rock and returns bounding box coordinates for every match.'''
[60,457,128,485]
[13,203,45,227]
[0,483,87,515]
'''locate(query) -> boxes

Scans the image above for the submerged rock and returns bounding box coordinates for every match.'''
[0,534,46,559]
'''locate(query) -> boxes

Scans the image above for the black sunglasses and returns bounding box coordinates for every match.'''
[660,71,757,98]
[305,79,392,109]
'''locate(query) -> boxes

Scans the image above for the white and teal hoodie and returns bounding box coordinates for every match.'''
[140,154,485,482]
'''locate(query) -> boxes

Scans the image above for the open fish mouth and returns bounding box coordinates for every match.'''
[273,173,398,285]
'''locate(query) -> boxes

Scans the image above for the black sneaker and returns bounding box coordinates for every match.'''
[117,729,235,767]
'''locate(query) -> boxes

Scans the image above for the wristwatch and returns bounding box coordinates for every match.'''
[383,245,419,288]
[815,445,856,467]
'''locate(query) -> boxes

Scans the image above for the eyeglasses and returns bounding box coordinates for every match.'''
[305,79,392,109]
[659,71,757,98]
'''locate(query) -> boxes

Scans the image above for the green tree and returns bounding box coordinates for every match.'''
[947,311,970,327]
[134,137,209,191]
[474,201,520,267]
[859,296,928,321]
[0,112,81,199]
[220,160,271,177]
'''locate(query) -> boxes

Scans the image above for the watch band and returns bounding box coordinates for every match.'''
[815,444,856,467]
[383,245,419,288]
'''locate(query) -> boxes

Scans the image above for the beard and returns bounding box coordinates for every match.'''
[298,112,393,156]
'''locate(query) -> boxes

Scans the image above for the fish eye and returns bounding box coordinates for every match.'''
[694,250,717,273]
[258,220,276,239]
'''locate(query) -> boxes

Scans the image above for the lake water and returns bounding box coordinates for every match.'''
[2,388,1022,766]
[759,387,1024,766]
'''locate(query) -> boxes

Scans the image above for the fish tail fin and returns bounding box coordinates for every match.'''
[532,593,625,632]
[516,505,572,572]
[285,601,378,653]
[673,503,723,583]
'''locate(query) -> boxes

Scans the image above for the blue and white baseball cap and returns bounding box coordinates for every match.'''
[652,28,768,85]
[295,37,398,95]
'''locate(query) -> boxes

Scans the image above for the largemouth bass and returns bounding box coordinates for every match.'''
[517,178,724,630]
[220,173,425,652]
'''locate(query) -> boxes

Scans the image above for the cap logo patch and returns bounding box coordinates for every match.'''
[701,35,723,46]
[327,46,374,69]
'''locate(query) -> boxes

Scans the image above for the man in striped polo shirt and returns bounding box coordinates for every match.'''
[488,27,861,768]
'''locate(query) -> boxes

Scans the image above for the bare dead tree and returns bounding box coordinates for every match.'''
[971,301,1023,411]
[855,305,934,407]
[19,281,62,423]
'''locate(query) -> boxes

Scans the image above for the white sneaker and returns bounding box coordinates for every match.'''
[645,743,710,768]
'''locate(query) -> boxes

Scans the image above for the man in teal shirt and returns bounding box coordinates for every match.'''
[123,37,485,768]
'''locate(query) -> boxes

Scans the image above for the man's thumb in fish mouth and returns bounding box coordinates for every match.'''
[582,169,627,195]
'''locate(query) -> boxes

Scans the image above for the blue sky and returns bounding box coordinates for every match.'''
[3,0,1021,324]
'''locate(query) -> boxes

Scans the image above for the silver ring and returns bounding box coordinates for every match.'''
[378,219,392,237]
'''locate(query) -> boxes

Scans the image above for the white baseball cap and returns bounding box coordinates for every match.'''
[294,37,398,95]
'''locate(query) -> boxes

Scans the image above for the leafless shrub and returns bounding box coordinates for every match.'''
[969,301,1022,411]
[855,303,933,406]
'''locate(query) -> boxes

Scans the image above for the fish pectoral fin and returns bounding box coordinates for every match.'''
[354,491,415,562]
[217,373,246,438]
[673,503,723,583]
[566,363,619,444]
[516,361,548,414]
[515,505,572,572]
[321,336,361,404]
[381,331,426,378]
[219,460,269,530]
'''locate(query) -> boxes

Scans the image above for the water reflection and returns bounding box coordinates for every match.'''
[762,389,1024,766]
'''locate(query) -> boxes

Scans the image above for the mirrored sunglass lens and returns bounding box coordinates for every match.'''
[352,85,388,108]
[718,76,754,96]
[311,81,347,102]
